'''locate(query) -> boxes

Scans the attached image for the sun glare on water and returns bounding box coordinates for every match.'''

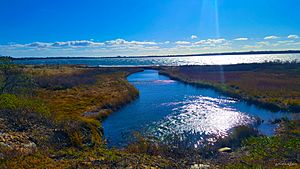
[148,95,255,148]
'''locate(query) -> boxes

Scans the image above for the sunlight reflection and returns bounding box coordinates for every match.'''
[148,95,255,147]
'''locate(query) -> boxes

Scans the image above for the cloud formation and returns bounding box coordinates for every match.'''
[195,39,226,45]
[288,35,299,39]
[26,42,52,48]
[12,40,105,48]
[257,41,270,46]
[175,41,191,45]
[1,35,300,57]
[52,40,104,47]
[264,36,280,40]
[191,35,198,39]
[105,39,157,46]
[234,38,248,41]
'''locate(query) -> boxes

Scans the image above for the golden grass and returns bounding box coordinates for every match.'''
[23,65,87,77]
[160,63,300,112]
[36,73,138,120]
[24,66,140,146]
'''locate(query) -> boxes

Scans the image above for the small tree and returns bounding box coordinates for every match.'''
[0,56,37,96]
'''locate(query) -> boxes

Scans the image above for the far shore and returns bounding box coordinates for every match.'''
[9,49,300,60]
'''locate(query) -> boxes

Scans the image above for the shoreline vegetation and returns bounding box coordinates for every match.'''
[158,61,300,113]
[0,56,299,168]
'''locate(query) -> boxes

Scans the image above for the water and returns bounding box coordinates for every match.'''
[14,54,300,66]
[103,70,292,148]
[14,54,298,148]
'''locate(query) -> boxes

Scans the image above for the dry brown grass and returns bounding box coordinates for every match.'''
[12,65,141,146]
[160,63,300,112]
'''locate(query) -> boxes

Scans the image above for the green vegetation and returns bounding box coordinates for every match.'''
[225,120,300,168]
[0,94,50,117]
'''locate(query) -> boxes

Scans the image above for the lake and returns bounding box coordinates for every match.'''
[102,70,293,148]
[14,53,300,66]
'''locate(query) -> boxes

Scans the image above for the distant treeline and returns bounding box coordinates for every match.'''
[8,50,300,60]
[0,56,13,63]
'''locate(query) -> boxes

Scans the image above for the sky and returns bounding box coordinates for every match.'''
[0,0,300,57]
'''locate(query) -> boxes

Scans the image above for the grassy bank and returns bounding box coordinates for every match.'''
[159,61,300,113]
[26,65,142,146]
[0,62,178,168]
[223,120,300,168]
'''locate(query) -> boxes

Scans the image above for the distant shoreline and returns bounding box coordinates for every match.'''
[11,50,300,60]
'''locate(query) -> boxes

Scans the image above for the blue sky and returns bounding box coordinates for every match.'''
[0,0,300,57]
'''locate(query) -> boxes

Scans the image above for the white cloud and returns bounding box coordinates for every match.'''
[52,40,104,47]
[8,40,105,48]
[175,41,191,45]
[287,35,299,39]
[264,36,279,40]
[194,39,226,45]
[257,41,270,45]
[105,39,127,45]
[129,41,157,45]
[105,39,156,46]
[277,40,294,44]
[9,42,52,48]
[194,40,206,45]
[28,42,52,48]
[2,35,300,57]
[5,39,157,53]
[191,35,198,39]
[234,38,248,41]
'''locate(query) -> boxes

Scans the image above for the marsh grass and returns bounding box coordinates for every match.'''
[0,64,140,147]
[21,66,139,146]
[1,64,176,168]
[221,120,300,168]
[160,62,300,112]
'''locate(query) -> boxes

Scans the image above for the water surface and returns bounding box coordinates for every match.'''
[14,54,300,66]
[103,70,291,148]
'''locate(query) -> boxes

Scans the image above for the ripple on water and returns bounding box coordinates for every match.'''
[103,70,294,149]
[147,95,256,147]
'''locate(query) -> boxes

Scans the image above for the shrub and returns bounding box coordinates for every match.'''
[243,136,300,163]
[0,94,18,110]
[0,94,51,117]
[216,125,260,149]
[2,73,37,96]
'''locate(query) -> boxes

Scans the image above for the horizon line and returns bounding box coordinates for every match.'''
[4,49,300,60]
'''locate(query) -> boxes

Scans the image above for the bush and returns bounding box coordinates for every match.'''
[216,125,260,149]
[2,73,37,96]
[0,94,51,117]
[243,136,300,163]
[0,94,18,110]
